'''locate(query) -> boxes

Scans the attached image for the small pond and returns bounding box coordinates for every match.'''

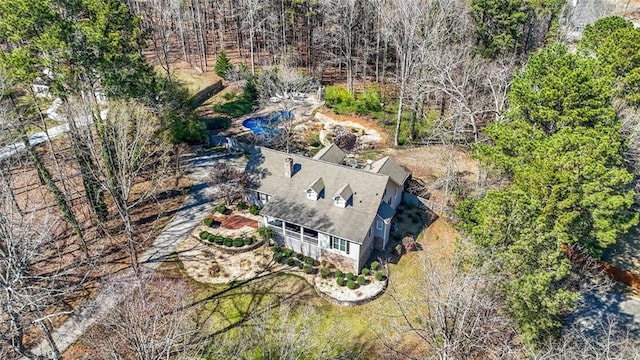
[242,111,293,136]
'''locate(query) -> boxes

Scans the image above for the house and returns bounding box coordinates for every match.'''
[246,145,411,272]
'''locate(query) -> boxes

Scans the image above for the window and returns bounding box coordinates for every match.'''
[306,189,317,200]
[376,220,384,231]
[330,236,350,254]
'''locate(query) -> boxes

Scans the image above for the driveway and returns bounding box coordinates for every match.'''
[25,151,247,359]
[0,110,106,161]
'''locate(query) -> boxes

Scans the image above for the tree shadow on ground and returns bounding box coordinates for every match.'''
[371,205,438,266]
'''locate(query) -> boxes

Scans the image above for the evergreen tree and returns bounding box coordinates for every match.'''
[215,51,232,78]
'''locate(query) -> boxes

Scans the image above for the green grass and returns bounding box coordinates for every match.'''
[213,98,255,118]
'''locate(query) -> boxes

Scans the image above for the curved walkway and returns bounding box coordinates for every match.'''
[26,151,246,359]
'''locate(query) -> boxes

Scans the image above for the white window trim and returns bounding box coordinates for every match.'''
[330,236,350,254]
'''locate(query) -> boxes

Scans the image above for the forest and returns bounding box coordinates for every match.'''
[1,0,640,359]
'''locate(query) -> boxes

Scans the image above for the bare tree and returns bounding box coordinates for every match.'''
[535,315,640,359]
[319,0,360,94]
[379,0,428,147]
[79,100,171,273]
[86,272,196,360]
[208,162,250,205]
[382,254,520,360]
[0,204,85,360]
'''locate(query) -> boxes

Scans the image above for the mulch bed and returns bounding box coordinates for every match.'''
[214,214,258,230]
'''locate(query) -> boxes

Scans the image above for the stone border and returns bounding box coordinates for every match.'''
[313,277,388,306]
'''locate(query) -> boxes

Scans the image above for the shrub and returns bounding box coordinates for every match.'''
[334,270,343,278]
[243,237,254,246]
[285,257,296,267]
[357,275,365,286]
[273,252,283,262]
[271,245,282,253]
[325,85,355,114]
[355,86,382,113]
[236,201,248,210]
[222,91,236,101]
[207,234,216,242]
[296,253,304,261]
[259,227,273,241]
[371,261,380,271]
[204,217,214,227]
[320,267,331,278]
[298,262,304,269]
[346,272,355,281]
[215,51,231,78]
[216,203,227,214]
[347,280,357,289]
[283,249,293,257]
[215,237,224,245]
[303,264,313,274]
[203,117,231,131]
[224,238,233,247]
[304,257,315,266]
[336,277,345,286]
[321,260,327,267]
[361,268,370,276]
[232,239,243,247]
[199,231,209,240]
[375,271,384,281]
[249,205,259,215]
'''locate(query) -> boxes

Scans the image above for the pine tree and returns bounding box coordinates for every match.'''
[215,51,232,78]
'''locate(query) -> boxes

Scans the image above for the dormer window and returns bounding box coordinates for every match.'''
[333,184,353,208]
[305,177,324,201]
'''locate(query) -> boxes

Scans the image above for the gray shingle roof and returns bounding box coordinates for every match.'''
[248,147,390,244]
[307,177,325,194]
[367,156,411,186]
[333,183,353,201]
[312,143,346,164]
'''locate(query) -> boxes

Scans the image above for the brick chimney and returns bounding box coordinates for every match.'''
[284,157,294,177]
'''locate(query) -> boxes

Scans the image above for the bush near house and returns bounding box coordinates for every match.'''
[334,270,343,278]
[303,264,313,274]
[283,249,293,257]
[346,272,355,281]
[371,261,379,271]
[296,253,304,261]
[304,256,315,266]
[357,275,365,285]
[207,234,216,242]
[236,201,248,210]
[320,267,331,278]
[233,239,244,247]
[249,205,259,215]
[204,217,214,227]
[361,268,370,276]
[224,239,233,247]
[347,280,357,289]
[375,271,384,281]
[336,277,345,286]
[243,237,255,245]
[199,231,209,239]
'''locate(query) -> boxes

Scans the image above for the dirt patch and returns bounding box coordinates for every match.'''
[391,145,478,204]
[315,109,387,146]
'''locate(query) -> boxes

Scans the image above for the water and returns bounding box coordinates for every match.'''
[242,111,293,136]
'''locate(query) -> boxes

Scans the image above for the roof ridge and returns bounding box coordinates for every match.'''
[259,146,391,179]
